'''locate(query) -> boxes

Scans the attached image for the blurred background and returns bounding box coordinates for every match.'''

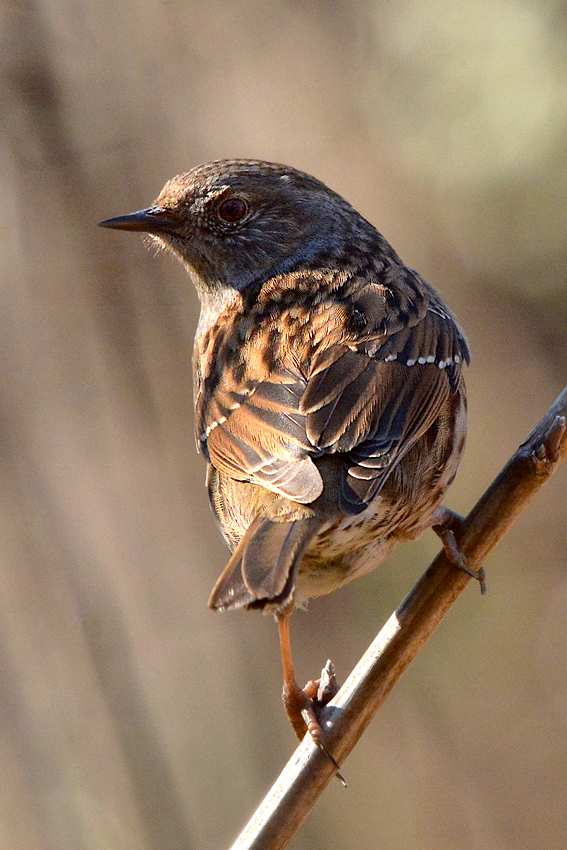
[2,1,567,848]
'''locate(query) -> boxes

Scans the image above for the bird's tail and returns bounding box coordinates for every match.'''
[208,515,321,612]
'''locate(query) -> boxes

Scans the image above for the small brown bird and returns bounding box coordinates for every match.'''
[99,159,476,752]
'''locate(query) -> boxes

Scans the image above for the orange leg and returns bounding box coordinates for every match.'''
[276,609,345,782]
[276,609,312,741]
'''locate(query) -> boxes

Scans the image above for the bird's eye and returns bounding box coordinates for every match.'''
[217,197,248,223]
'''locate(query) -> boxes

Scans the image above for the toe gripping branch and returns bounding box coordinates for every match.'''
[431,506,487,594]
[301,661,346,786]
[282,661,345,785]
[430,410,567,597]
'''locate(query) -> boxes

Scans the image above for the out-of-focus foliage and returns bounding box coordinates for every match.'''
[1,1,566,848]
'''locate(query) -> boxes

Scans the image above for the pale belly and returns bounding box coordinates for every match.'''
[294,493,430,605]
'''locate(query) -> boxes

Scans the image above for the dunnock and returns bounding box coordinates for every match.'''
[100,160,477,758]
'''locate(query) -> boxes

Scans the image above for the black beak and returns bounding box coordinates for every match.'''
[98,206,175,234]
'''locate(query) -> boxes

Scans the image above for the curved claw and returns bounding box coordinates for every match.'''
[300,703,346,786]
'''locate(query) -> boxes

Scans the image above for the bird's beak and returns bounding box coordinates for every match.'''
[98,206,175,234]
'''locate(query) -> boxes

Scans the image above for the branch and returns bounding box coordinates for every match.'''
[229,386,567,850]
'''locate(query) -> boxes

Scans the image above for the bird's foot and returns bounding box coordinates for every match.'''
[430,506,486,594]
[282,660,345,785]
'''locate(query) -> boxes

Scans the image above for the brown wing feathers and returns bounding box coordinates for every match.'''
[199,274,468,516]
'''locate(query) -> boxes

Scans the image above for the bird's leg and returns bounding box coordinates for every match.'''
[276,609,313,741]
[430,506,486,594]
[276,609,345,782]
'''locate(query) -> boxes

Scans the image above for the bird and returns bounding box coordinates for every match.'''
[99,159,478,758]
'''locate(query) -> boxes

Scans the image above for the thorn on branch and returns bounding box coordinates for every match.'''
[527,415,566,473]
[541,415,566,465]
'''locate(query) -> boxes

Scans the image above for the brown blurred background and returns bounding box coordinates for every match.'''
[2,1,567,848]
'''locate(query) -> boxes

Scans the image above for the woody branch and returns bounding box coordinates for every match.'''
[228,384,567,850]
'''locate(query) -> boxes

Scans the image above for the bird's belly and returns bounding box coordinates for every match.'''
[294,497,402,604]
[294,463,456,605]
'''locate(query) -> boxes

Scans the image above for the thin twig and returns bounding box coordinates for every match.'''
[229,387,567,850]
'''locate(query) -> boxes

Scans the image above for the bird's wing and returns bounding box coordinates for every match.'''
[197,268,469,510]
[301,276,469,512]
[200,363,323,504]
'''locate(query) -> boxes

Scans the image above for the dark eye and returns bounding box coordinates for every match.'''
[217,197,248,223]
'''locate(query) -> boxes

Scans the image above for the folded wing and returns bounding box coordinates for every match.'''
[197,270,469,513]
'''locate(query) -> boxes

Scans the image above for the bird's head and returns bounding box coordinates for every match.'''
[99,159,369,297]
